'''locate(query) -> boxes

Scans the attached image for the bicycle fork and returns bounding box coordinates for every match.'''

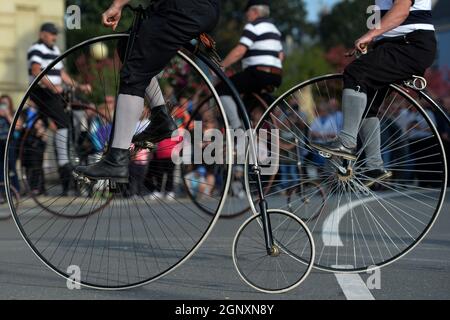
[252,165,278,256]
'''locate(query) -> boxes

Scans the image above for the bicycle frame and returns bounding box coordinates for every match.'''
[186,46,276,255]
[121,6,276,255]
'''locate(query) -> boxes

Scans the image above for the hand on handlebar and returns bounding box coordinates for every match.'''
[345,33,373,57]
[102,4,123,31]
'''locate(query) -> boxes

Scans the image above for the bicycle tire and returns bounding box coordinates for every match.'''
[246,73,447,273]
[5,33,233,289]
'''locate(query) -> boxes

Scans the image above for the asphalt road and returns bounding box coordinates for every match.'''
[0,192,448,300]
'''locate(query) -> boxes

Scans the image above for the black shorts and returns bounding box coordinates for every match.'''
[29,86,69,129]
[216,67,282,97]
[119,0,220,97]
[344,30,437,93]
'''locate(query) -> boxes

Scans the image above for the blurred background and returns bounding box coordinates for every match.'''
[0,0,448,204]
[0,0,448,298]
[0,0,448,106]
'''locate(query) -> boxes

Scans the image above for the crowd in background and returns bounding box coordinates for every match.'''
[0,88,450,200]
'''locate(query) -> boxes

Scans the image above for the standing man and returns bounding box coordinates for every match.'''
[312,0,437,186]
[28,22,91,195]
[218,0,284,129]
[74,0,220,183]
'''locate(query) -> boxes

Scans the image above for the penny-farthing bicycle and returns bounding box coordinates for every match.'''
[5,5,315,293]
[246,73,448,273]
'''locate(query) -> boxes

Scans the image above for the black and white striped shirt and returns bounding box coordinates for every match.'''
[239,18,283,70]
[27,41,63,85]
[376,0,435,38]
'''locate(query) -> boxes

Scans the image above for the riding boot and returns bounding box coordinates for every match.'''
[73,148,130,183]
[132,105,177,147]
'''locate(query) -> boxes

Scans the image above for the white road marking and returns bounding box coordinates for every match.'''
[335,272,375,300]
[322,191,416,247]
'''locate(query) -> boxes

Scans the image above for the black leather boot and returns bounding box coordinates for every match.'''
[132,105,177,147]
[311,139,357,161]
[73,148,130,183]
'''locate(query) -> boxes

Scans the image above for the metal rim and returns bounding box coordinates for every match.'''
[232,209,315,294]
[5,34,233,290]
[245,73,448,273]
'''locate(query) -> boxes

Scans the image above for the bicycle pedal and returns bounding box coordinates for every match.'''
[134,141,156,150]
[318,151,332,159]
[73,172,95,185]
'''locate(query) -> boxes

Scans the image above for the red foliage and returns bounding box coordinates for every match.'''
[425,67,450,99]
[325,45,355,72]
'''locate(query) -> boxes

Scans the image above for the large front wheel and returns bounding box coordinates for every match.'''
[5,34,232,289]
[246,74,447,273]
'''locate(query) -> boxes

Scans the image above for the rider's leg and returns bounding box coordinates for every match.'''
[220,96,242,129]
[132,77,177,145]
[311,84,366,161]
[30,87,72,194]
[359,116,393,186]
[74,0,220,182]
[360,117,383,169]
[312,34,437,163]
[339,88,367,150]
[216,71,254,130]
[216,68,281,130]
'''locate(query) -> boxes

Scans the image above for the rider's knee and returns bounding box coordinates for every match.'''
[119,76,147,98]
[343,67,368,94]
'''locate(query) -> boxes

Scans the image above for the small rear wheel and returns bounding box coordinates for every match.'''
[232,209,315,293]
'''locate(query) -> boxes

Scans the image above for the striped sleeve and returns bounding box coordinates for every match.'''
[239,24,258,48]
[28,49,43,66]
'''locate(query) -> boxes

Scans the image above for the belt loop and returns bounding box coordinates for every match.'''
[404,35,410,45]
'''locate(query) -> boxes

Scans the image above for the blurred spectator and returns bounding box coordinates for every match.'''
[310,102,340,143]
[184,165,209,198]
[327,98,343,133]
[128,109,151,197]
[172,96,192,131]
[279,113,299,192]
[0,95,20,192]
[143,104,184,200]
[104,95,116,122]
[435,98,450,174]
[22,118,48,195]
[309,103,338,171]
[88,103,112,158]
[231,166,246,199]
[405,105,440,187]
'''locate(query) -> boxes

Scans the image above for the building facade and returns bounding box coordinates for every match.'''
[0,0,65,106]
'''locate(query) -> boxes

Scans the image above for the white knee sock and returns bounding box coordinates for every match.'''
[339,89,368,148]
[145,77,166,109]
[360,117,384,169]
[220,95,242,129]
[111,94,145,149]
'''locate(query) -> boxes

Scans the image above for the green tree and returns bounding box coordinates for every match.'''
[66,1,309,55]
[66,0,143,48]
[318,0,372,50]
[278,45,333,94]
